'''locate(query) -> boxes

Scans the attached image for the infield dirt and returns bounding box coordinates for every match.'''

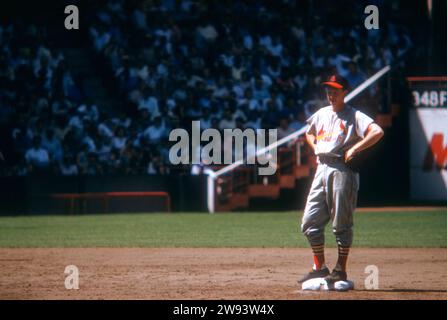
[0,248,446,300]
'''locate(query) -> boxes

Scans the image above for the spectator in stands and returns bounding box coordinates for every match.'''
[200,108,213,130]
[343,62,366,89]
[59,154,79,176]
[196,19,219,46]
[111,126,127,151]
[290,111,307,131]
[96,136,112,164]
[85,152,104,176]
[78,102,99,122]
[25,136,50,172]
[41,128,63,163]
[138,87,160,117]
[245,110,262,130]
[143,116,166,144]
[277,117,295,140]
[219,109,236,130]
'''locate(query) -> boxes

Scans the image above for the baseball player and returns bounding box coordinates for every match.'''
[298,74,384,284]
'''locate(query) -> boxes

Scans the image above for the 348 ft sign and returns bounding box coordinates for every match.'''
[412,90,447,108]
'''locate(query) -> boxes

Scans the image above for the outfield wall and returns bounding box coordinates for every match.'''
[0,175,207,214]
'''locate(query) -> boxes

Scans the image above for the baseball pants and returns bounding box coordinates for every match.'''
[301,160,359,247]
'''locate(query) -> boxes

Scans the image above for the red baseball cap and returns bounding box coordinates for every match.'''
[322,74,350,90]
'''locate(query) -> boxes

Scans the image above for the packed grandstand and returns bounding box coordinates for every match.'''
[0,0,424,176]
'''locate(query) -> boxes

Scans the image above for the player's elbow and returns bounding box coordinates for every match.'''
[372,125,384,141]
[376,126,384,137]
[367,123,383,139]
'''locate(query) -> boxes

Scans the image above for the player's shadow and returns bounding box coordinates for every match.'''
[356,289,447,293]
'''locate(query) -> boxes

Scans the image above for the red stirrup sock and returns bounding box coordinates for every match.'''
[311,244,325,270]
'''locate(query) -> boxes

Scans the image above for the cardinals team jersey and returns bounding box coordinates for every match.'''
[306,105,374,158]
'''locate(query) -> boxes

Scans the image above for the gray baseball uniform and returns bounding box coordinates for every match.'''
[301,105,374,247]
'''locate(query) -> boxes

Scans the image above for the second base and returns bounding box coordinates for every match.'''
[301,277,354,291]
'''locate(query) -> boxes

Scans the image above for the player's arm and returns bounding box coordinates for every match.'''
[304,112,318,153]
[345,123,384,162]
[305,132,317,153]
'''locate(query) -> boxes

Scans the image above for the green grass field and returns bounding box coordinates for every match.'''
[0,210,446,248]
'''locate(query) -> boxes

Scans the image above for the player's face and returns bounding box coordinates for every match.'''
[325,87,345,107]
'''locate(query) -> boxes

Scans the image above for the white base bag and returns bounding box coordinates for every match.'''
[301,277,354,292]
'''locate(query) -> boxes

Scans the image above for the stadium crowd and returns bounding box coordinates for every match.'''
[0,0,415,176]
